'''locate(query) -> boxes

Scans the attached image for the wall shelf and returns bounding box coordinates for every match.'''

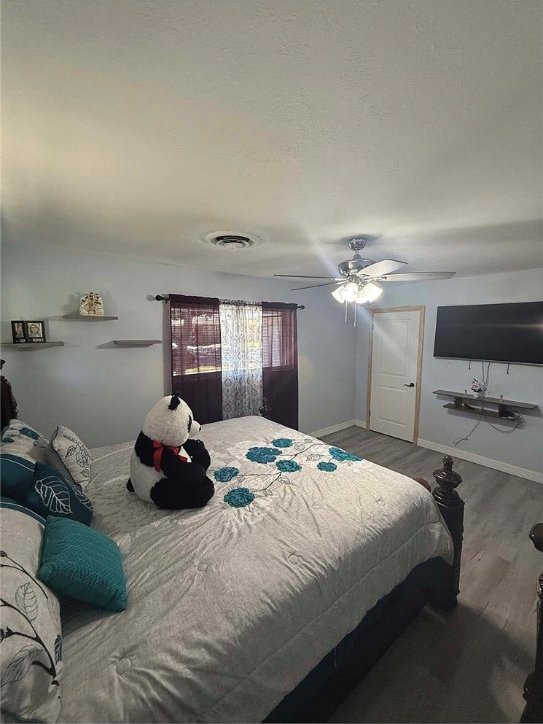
[113,340,162,347]
[434,389,538,421]
[62,315,118,321]
[2,342,65,349]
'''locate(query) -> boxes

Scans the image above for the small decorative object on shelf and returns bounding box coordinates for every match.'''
[470,378,486,398]
[24,320,46,343]
[11,321,26,344]
[79,292,105,316]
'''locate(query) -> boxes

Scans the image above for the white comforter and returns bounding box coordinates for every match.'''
[59,416,452,723]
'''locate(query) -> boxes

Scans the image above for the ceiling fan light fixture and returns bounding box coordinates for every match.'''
[355,285,370,304]
[331,286,345,303]
[362,281,383,302]
[341,281,358,303]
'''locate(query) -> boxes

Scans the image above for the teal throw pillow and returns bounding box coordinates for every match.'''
[37,517,127,612]
[0,453,36,498]
[26,462,93,525]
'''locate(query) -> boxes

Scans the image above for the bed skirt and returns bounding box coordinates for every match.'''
[264,556,455,723]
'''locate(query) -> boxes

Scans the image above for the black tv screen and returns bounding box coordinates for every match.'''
[434,302,543,365]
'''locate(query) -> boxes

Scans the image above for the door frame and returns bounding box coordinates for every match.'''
[366,305,425,444]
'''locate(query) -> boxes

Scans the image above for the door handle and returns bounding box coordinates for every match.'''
[404,383,415,387]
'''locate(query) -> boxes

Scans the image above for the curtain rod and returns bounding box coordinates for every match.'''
[154,295,305,310]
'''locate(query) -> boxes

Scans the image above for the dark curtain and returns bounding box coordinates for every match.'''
[170,295,223,424]
[262,302,299,430]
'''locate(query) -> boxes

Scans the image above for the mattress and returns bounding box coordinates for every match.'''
[59,416,452,723]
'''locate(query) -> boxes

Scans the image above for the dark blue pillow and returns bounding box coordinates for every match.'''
[25,462,93,525]
[0,453,35,498]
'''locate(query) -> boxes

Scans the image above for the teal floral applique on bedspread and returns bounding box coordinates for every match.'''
[329,447,362,462]
[246,447,282,464]
[214,467,239,483]
[215,436,364,509]
[317,461,337,472]
[224,487,255,508]
[276,460,301,473]
[272,438,293,448]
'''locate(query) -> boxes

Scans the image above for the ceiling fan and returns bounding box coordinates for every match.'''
[274,236,455,305]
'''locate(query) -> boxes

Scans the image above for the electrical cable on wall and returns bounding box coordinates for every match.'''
[453,413,484,446]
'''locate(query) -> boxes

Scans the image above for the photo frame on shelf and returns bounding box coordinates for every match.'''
[23,320,46,343]
[11,321,26,344]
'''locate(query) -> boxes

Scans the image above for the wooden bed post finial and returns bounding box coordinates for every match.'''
[432,455,464,596]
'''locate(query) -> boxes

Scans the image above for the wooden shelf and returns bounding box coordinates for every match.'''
[62,315,118,321]
[434,389,537,422]
[434,389,537,410]
[113,340,162,347]
[442,402,508,419]
[2,342,64,349]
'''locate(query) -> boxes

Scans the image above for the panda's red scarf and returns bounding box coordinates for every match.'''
[152,440,188,472]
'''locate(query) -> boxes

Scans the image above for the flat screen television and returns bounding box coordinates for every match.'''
[434,301,543,365]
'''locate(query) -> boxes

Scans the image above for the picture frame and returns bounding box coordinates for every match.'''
[11,321,26,344]
[23,320,46,343]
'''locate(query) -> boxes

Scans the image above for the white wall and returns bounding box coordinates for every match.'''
[356,268,543,479]
[5,242,540,479]
[1,244,357,446]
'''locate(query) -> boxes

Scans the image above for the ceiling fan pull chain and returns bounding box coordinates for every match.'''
[354,302,357,327]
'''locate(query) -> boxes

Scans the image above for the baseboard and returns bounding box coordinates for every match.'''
[418,438,543,484]
[309,419,366,438]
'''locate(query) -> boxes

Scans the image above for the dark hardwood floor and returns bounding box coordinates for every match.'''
[320,426,543,723]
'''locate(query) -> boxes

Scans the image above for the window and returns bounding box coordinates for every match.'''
[169,295,298,428]
[170,296,222,424]
[171,299,221,377]
[262,306,297,370]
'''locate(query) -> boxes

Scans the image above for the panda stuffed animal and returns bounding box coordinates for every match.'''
[127,394,214,509]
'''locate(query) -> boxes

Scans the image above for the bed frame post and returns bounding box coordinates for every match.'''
[521,523,543,722]
[432,455,464,596]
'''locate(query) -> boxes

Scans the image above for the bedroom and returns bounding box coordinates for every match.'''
[1,1,542,722]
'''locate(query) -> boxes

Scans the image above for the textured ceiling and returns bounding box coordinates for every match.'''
[2,0,542,278]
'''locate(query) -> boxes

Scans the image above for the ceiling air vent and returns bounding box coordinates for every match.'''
[208,234,254,249]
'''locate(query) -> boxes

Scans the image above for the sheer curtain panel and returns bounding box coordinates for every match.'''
[220,302,263,419]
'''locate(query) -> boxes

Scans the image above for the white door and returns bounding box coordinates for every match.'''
[369,309,422,442]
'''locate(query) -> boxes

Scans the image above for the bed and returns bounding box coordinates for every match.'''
[58,416,463,723]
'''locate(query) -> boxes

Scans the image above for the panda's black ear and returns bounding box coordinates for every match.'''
[168,395,181,410]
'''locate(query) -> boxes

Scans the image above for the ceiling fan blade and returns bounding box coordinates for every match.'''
[274,274,339,280]
[381,271,456,282]
[292,281,344,290]
[357,259,407,278]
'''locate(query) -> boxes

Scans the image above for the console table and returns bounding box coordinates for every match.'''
[433,389,538,421]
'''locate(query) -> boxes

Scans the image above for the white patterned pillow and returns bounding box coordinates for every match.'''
[49,426,91,490]
[0,504,63,722]
[1,419,48,458]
